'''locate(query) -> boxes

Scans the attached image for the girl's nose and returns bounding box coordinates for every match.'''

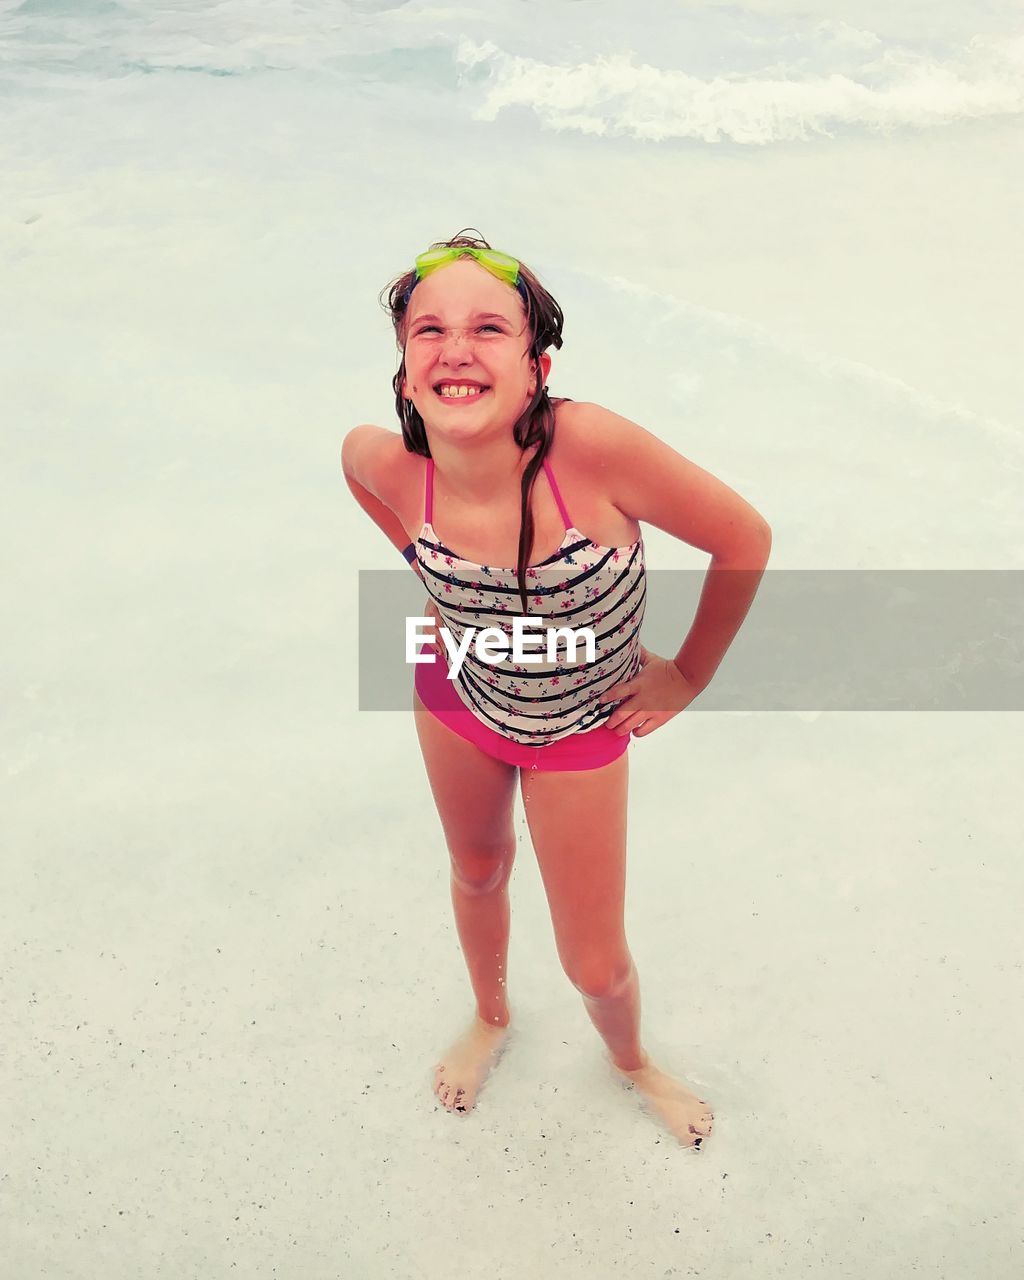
[438,335,476,365]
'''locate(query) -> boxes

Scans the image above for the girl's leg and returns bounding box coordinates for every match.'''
[413,691,519,1113]
[519,753,642,1064]
[519,754,715,1147]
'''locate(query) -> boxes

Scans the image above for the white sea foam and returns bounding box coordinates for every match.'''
[455,32,1024,144]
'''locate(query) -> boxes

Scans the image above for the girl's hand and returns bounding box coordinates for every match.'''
[599,645,699,737]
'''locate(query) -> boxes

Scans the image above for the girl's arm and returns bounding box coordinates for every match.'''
[582,404,772,693]
[342,425,423,580]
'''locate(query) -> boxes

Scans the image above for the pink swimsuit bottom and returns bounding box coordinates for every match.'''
[415,649,630,773]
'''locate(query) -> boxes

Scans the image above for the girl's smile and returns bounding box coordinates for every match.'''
[433,385,491,404]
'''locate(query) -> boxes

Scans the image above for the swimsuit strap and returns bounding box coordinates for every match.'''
[543,457,573,531]
[424,456,434,525]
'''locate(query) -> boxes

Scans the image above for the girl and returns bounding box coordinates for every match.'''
[342,231,771,1148]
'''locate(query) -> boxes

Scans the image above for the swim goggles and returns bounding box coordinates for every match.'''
[403,246,528,304]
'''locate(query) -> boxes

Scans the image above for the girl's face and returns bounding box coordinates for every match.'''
[401,258,551,442]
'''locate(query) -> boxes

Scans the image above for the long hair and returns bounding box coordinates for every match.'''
[379,228,568,613]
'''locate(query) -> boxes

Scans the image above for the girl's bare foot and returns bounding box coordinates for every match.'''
[433,1014,511,1114]
[614,1054,714,1148]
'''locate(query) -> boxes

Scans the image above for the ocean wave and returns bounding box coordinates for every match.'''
[455,32,1024,144]
[3,0,1022,143]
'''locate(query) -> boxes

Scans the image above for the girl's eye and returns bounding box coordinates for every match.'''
[414,325,504,335]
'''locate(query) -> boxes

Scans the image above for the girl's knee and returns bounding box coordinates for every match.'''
[449,840,516,894]
[565,952,634,1000]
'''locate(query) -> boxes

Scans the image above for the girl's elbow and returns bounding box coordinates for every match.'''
[751,520,772,560]
[717,519,771,564]
[745,512,772,547]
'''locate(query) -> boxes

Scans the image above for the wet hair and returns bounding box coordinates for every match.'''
[379,228,569,612]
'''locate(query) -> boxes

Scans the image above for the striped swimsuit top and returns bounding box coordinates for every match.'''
[416,455,647,746]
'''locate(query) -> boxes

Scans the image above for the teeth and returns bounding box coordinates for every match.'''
[438,385,485,398]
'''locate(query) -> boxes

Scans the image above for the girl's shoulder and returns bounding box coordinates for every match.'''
[342,423,413,506]
[546,400,645,544]
[549,399,630,479]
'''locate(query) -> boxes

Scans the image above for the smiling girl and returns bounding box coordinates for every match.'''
[342,230,771,1148]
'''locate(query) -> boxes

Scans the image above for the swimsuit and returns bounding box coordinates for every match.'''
[414,454,647,772]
